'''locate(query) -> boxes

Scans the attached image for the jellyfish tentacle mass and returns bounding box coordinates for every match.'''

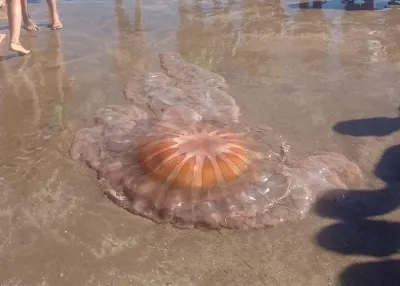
[70,53,363,230]
[124,53,240,122]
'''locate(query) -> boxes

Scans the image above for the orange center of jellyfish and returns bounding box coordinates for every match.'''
[138,129,252,189]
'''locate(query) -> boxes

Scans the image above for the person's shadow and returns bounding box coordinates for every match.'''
[313,109,400,286]
[333,108,400,137]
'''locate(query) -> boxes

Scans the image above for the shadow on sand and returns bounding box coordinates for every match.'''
[333,108,400,137]
[313,109,400,285]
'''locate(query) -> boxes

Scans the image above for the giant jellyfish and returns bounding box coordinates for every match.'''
[70,53,363,230]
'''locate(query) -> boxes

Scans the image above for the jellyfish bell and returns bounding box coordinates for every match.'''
[136,119,265,190]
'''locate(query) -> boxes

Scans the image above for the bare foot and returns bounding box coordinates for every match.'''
[0,34,5,45]
[23,18,39,31]
[10,42,30,55]
[0,0,5,8]
[51,15,63,30]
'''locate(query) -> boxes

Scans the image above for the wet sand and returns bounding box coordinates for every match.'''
[0,0,400,285]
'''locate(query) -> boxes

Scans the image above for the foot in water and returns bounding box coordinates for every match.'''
[50,14,63,30]
[10,42,30,55]
[23,18,39,31]
[0,34,5,45]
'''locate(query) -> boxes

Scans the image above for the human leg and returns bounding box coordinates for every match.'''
[6,0,30,54]
[21,0,38,31]
[46,0,62,29]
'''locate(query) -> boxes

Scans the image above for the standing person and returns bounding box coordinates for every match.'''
[22,0,62,31]
[0,0,62,55]
[5,0,30,54]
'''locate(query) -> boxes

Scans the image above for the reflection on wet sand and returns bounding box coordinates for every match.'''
[114,0,150,80]
[1,0,400,285]
[0,28,74,200]
[177,0,236,69]
[0,30,70,163]
[0,27,86,285]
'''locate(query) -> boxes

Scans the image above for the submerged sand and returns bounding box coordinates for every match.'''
[0,0,399,285]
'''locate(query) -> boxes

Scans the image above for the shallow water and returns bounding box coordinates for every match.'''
[0,0,399,285]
